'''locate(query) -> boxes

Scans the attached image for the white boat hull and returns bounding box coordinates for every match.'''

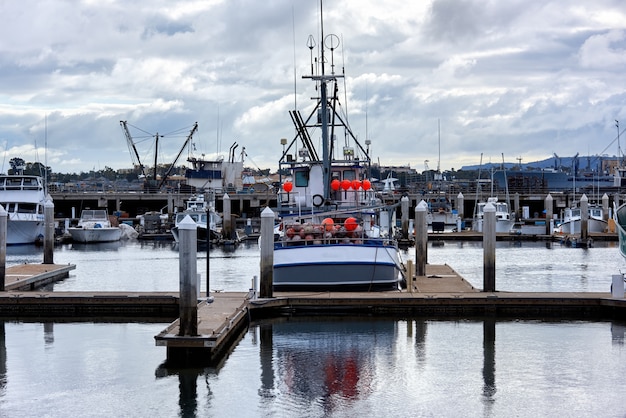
[273,242,401,291]
[7,218,44,245]
[472,218,515,233]
[68,227,122,243]
[557,219,607,234]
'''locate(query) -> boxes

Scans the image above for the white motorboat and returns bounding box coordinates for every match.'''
[556,205,607,234]
[171,194,222,246]
[472,197,515,233]
[68,209,122,243]
[0,173,46,244]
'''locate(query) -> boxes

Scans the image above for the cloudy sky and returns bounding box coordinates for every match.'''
[1,0,625,175]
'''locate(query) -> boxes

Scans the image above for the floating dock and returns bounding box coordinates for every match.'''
[0,262,624,366]
[4,263,76,291]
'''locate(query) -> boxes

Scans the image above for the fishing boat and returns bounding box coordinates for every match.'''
[171,194,222,246]
[68,210,123,243]
[472,197,515,233]
[271,4,404,291]
[556,204,608,234]
[0,172,46,245]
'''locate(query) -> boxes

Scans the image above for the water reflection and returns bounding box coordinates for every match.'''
[155,366,212,418]
[69,241,124,252]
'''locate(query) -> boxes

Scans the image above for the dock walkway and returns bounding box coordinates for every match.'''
[0,261,624,366]
[4,263,76,291]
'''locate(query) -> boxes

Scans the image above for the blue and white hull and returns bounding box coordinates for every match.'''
[273,242,401,291]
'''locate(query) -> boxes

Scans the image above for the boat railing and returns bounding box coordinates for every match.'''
[275,220,395,248]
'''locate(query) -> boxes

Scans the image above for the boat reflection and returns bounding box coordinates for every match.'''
[69,241,124,252]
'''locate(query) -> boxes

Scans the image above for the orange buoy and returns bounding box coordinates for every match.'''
[344,217,358,231]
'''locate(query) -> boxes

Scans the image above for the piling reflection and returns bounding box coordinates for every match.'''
[155,364,218,418]
[482,318,496,407]
[611,321,626,345]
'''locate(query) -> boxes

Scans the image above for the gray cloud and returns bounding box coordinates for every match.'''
[0,0,624,175]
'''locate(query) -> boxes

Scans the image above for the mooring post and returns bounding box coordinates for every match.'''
[545,193,553,235]
[514,192,520,220]
[0,205,6,291]
[401,195,409,239]
[43,197,54,264]
[415,200,428,277]
[580,194,588,240]
[483,202,496,292]
[602,193,609,223]
[259,207,274,298]
[456,192,464,231]
[223,193,232,240]
[178,215,198,336]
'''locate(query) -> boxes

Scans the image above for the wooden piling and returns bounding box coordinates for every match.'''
[259,207,274,298]
[580,194,588,240]
[483,201,496,292]
[415,200,428,277]
[43,197,54,264]
[401,195,409,239]
[602,193,609,223]
[223,193,232,240]
[178,215,198,336]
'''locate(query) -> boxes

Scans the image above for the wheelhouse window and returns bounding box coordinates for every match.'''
[294,169,309,187]
[342,170,356,181]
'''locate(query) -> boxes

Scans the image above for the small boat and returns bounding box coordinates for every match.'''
[556,205,607,234]
[171,194,222,246]
[614,202,626,259]
[425,194,460,232]
[0,168,46,245]
[472,197,515,233]
[271,4,404,292]
[68,210,123,243]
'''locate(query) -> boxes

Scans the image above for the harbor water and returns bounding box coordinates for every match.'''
[1,240,626,417]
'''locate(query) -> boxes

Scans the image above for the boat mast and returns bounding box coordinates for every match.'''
[319,1,330,200]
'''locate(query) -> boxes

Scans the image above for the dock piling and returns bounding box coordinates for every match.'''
[223,193,232,240]
[401,195,409,239]
[580,194,589,240]
[0,205,6,291]
[178,215,198,336]
[44,197,54,264]
[259,207,274,298]
[483,202,496,292]
[545,194,553,235]
[415,200,428,277]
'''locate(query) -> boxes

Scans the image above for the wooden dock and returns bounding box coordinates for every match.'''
[0,261,624,366]
[4,263,76,291]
